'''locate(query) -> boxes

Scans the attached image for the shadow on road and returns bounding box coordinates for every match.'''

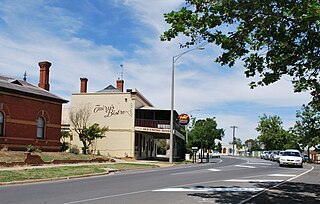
[186,182,320,204]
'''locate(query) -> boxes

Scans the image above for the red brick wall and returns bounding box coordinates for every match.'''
[0,93,63,151]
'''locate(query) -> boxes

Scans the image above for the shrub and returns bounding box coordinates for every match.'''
[27,144,35,152]
[60,142,69,152]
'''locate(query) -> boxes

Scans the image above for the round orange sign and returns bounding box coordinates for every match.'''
[178,113,190,125]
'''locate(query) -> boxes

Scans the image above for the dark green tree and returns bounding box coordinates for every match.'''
[60,130,71,152]
[256,114,298,150]
[188,117,224,160]
[161,0,320,105]
[81,123,108,154]
[292,104,320,157]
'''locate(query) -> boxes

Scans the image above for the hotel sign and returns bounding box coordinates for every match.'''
[135,126,171,134]
[178,113,190,125]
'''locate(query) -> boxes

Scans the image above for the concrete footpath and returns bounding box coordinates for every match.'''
[246,163,320,204]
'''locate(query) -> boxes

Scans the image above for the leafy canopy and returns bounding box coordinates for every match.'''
[292,104,320,149]
[161,0,320,105]
[256,114,298,150]
[187,117,224,151]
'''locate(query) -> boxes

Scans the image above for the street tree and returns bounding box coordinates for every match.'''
[256,114,298,150]
[188,117,224,160]
[292,104,320,156]
[161,0,320,105]
[81,123,108,154]
[69,104,107,154]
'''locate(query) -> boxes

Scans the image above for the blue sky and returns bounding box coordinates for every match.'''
[0,0,310,143]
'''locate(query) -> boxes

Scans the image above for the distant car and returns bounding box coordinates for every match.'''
[210,151,221,158]
[273,151,284,162]
[260,151,267,159]
[265,151,273,160]
[302,154,309,162]
[279,149,303,168]
[270,151,280,161]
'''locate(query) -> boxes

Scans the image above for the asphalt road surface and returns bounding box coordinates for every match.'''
[0,157,317,204]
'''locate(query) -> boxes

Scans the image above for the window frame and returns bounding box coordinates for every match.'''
[0,111,4,136]
[37,116,45,139]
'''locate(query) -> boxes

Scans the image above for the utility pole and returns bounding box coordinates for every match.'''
[230,126,238,156]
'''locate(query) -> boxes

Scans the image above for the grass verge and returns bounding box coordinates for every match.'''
[0,163,157,183]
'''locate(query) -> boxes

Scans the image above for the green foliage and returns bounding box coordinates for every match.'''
[60,130,71,152]
[161,0,320,105]
[256,114,298,150]
[187,117,224,151]
[27,144,35,152]
[292,104,320,149]
[216,142,222,152]
[156,139,168,155]
[80,123,108,154]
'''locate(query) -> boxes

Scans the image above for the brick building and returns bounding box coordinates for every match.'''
[0,61,68,151]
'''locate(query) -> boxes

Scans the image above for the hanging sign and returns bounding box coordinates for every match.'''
[178,113,190,125]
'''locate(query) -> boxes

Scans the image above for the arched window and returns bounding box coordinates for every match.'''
[0,112,4,136]
[37,117,45,139]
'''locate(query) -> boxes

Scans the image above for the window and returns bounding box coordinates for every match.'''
[0,112,4,136]
[37,117,45,139]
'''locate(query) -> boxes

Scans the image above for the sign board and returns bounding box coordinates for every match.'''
[178,113,190,125]
[192,147,198,150]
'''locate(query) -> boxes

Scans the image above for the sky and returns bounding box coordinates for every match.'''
[0,0,311,144]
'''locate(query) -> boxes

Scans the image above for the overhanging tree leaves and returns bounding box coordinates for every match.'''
[161,0,320,105]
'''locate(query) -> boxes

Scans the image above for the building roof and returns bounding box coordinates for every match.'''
[96,85,121,93]
[0,74,68,103]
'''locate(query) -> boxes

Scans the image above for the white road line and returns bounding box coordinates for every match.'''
[234,165,256,169]
[247,162,272,166]
[268,174,297,177]
[208,168,221,172]
[225,179,283,183]
[239,164,315,204]
[153,187,264,192]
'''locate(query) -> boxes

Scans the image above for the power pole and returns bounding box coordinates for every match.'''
[230,126,238,156]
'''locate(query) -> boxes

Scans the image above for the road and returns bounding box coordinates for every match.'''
[0,157,316,204]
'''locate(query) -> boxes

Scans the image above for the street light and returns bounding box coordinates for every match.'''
[169,46,204,163]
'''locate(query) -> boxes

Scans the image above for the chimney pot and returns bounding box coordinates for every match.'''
[38,61,51,91]
[80,78,88,93]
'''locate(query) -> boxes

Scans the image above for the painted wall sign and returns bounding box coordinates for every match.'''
[93,104,132,118]
[178,113,190,125]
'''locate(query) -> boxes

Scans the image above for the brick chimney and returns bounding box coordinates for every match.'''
[38,61,51,91]
[116,78,124,92]
[80,78,88,93]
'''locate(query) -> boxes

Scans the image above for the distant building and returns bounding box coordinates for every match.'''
[0,61,68,151]
[64,78,186,160]
[216,139,237,155]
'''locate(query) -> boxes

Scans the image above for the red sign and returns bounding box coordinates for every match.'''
[178,113,190,125]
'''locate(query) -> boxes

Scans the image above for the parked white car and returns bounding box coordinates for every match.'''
[279,149,303,168]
